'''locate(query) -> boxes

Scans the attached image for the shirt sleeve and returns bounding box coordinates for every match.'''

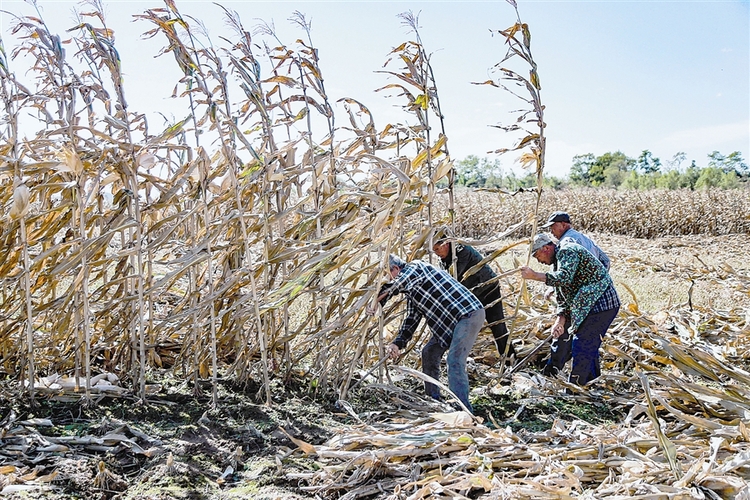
[389,264,424,349]
[598,250,611,270]
[392,299,423,349]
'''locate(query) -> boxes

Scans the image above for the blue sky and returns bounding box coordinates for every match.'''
[1,0,748,178]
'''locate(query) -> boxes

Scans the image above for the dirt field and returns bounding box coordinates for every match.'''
[1,233,748,499]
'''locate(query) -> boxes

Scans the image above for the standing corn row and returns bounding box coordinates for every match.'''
[0,1,536,404]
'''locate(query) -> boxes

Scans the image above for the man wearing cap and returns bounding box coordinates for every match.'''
[372,254,485,413]
[541,211,610,270]
[520,234,620,386]
[432,237,515,361]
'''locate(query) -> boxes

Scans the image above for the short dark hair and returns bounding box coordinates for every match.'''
[432,225,453,243]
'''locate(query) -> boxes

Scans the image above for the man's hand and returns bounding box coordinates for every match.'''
[520,266,545,282]
[552,315,566,338]
[367,283,394,316]
[386,343,400,360]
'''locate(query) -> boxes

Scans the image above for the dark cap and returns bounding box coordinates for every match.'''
[541,211,570,228]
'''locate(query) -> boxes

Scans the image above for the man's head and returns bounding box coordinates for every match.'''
[431,226,452,259]
[432,239,451,259]
[541,211,572,239]
[388,254,406,279]
[530,233,556,264]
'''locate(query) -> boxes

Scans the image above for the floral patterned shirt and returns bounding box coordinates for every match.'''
[545,243,619,333]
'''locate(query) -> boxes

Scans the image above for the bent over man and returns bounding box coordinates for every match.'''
[520,233,620,386]
[374,254,485,413]
[432,238,514,359]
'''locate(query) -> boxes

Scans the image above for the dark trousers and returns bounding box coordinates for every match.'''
[543,307,619,386]
[476,284,514,358]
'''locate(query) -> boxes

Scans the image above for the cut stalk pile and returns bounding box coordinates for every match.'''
[279,271,750,498]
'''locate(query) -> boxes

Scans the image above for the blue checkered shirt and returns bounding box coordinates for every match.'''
[386,261,483,350]
[591,283,620,315]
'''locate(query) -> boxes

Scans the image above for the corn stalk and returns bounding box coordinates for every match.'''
[474,1,546,346]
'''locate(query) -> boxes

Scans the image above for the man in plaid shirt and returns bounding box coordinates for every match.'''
[520,233,620,387]
[376,254,485,413]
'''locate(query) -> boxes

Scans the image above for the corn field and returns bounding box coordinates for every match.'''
[447,187,750,239]
[0,1,548,404]
[3,2,750,499]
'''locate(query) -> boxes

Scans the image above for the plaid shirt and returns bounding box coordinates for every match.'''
[591,282,620,315]
[387,261,483,350]
[547,243,620,333]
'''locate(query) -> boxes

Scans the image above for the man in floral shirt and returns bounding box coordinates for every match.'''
[520,233,620,386]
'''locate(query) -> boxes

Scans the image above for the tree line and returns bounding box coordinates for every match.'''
[453,150,749,190]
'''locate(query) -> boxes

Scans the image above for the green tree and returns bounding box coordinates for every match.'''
[543,175,567,190]
[623,170,641,190]
[681,161,701,189]
[720,171,741,189]
[708,151,748,177]
[655,170,682,190]
[569,153,596,186]
[570,151,634,187]
[696,168,741,189]
[636,150,661,174]
[599,151,634,188]
[666,151,687,171]
[695,167,724,189]
[454,155,504,187]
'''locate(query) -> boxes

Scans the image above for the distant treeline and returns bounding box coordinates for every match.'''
[453,150,749,190]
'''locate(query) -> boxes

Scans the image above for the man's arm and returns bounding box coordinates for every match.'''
[391,299,422,349]
[544,249,580,288]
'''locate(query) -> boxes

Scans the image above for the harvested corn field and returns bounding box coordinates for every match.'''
[1,0,749,498]
[1,232,749,499]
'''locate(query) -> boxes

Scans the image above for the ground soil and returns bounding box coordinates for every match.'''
[1,373,630,499]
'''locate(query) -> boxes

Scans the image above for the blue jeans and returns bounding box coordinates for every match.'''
[422,308,485,413]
